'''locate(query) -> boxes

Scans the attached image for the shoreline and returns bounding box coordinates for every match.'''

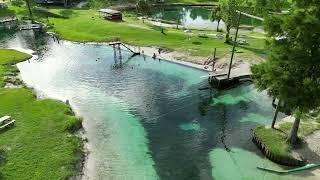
[67,38,255,78]
[259,116,320,176]
[13,36,257,179]
[10,50,87,179]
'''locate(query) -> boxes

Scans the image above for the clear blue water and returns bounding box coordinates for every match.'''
[1,30,315,180]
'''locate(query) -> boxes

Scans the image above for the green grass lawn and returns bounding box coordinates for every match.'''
[255,126,292,158]
[4,6,267,58]
[0,49,82,179]
[254,117,320,160]
[46,9,266,57]
[0,49,32,87]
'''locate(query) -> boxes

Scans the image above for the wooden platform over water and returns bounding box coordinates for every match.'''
[0,17,17,24]
[19,24,43,30]
[108,41,140,56]
[208,72,252,89]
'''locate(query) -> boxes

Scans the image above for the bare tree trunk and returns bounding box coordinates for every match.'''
[225,25,231,43]
[216,19,220,32]
[271,99,281,128]
[64,0,68,8]
[287,117,301,145]
[25,0,33,18]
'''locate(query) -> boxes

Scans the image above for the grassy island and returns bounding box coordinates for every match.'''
[0,49,83,179]
[254,117,320,161]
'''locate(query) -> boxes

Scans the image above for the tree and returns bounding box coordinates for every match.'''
[25,0,33,18]
[136,0,151,17]
[211,6,222,32]
[255,0,289,12]
[251,0,320,145]
[220,0,242,43]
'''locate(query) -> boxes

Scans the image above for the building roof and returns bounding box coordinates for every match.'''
[98,9,121,15]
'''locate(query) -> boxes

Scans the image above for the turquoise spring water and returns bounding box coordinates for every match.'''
[1,30,318,180]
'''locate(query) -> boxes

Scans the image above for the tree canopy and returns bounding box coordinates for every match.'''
[220,0,242,43]
[251,0,320,143]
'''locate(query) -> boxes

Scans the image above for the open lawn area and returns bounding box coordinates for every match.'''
[3,6,267,58]
[0,49,82,179]
[44,9,266,57]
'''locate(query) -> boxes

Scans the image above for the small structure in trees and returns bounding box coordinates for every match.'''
[0,1,7,8]
[99,9,122,21]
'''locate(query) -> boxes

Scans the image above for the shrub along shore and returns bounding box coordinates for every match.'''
[0,49,83,179]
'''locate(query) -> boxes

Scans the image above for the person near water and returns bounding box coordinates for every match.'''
[158,48,161,55]
[152,53,156,59]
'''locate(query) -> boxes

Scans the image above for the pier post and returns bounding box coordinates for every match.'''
[227,12,241,79]
[113,45,117,64]
[118,44,122,65]
[212,48,217,72]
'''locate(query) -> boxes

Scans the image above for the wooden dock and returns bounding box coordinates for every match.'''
[108,42,140,55]
[19,24,43,30]
[0,17,17,24]
[208,73,252,89]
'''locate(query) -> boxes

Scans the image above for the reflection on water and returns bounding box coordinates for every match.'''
[2,31,317,180]
[151,7,263,31]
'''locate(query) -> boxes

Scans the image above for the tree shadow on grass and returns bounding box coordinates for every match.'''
[192,41,202,45]
[0,8,16,17]
[0,149,7,179]
[238,43,269,57]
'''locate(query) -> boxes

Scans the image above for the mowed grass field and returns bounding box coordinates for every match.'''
[0,49,82,179]
[44,9,266,57]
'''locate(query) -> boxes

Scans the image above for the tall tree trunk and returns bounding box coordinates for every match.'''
[216,19,220,32]
[287,117,301,145]
[225,25,231,43]
[271,99,281,128]
[25,0,33,18]
[64,0,68,8]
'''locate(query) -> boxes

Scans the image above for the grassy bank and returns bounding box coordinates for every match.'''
[0,49,83,179]
[254,116,320,160]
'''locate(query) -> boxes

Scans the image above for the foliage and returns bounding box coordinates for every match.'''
[136,0,152,15]
[11,0,25,7]
[255,0,290,13]
[211,6,222,31]
[220,0,242,43]
[252,0,320,144]
[59,9,75,18]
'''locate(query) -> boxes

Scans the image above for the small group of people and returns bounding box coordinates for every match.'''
[140,48,162,61]
[152,48,162,61]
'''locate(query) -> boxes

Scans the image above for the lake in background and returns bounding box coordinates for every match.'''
[150,6,264,32]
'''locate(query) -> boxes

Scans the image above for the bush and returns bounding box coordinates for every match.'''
[65,116,82,133]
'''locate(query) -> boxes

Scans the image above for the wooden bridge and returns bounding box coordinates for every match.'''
[108,42,140,56]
